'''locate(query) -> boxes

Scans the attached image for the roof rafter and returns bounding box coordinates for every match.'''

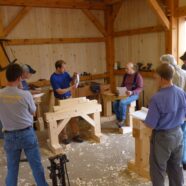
[82,9,106,36]
[4,7,31,37]
[146,0,170,30]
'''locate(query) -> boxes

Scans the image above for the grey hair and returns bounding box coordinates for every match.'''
[160,54,177,66]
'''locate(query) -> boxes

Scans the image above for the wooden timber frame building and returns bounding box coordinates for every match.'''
[0,0,186,105]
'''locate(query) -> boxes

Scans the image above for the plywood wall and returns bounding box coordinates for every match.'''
[1,6,106,81]
[114,0,165,105]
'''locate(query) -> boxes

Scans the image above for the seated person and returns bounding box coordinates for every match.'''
[113,62,143,127]
[50,60,83,144]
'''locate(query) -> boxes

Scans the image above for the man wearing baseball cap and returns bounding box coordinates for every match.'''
[20,64,36,90]
[180,52,186,70]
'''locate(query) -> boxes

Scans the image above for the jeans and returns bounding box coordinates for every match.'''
[113,94,139,121]
[181,121,186,164]
[4,127,48,186]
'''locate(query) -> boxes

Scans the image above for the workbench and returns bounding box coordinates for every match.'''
[128,118,151,179]
[45,97,102,153]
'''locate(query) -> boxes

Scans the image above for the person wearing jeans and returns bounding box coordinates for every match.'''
[4,128,47,186]
[113,94,139,122]
[0,64,48,186]
[113,63,143,127]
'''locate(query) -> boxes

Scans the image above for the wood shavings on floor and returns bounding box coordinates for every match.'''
[0,120,184,185]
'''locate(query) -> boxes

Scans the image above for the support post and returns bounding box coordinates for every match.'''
[165,0,178,60]
[105,6,116,92]
[0,10,9,87]
[91,112,101,142]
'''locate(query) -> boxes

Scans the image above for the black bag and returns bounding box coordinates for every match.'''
[90,83,100,93]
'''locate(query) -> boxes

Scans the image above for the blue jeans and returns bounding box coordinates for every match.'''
[4,127,48,186]
[181,121,186,164]
[113,94,139,121]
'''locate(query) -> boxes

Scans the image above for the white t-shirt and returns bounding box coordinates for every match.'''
[0,86,36,131]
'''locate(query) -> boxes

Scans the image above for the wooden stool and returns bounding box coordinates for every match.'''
[102,92,136,126]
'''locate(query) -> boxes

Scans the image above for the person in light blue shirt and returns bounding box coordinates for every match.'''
[50,60,83,144]
[145,63,186,186]
[0,64,48,186]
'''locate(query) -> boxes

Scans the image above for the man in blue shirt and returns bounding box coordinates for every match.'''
[145,63,186,186]
[50,60,83,144]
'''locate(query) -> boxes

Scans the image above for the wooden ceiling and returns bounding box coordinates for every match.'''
[0,0,123,10]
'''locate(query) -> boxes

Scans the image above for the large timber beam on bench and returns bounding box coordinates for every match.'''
[45,97,102,154]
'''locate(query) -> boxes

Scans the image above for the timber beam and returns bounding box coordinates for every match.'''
[175,6,186,17]
[146,0,170,30]
[82,9,107,36]
[6,37,106,46]
[4,7,31,37]
[114,25,164,37]
[105,6,116,92]
[0,0,106,10]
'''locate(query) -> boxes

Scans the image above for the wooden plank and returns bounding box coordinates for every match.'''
[114,25,164,37]
[146,0,170,30]
[81,114,95,126]
[57,97,88,106]
[0,9,9,86]
[47,119,62,153]
[57,118,71,135]
[80,73,109,81]
[0,0,106,10]
[54,100,98,112]
[4,7,31,37]
[6,37,106,46]
[46,103,102,121]
[91,112,101,140]
[165,0,178,58]
[0,9,4,37]
[82,9,107,36]
[176,6,186,17]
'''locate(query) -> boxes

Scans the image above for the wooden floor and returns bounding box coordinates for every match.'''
[0,120,185,186]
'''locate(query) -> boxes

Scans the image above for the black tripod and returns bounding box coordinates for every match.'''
[48,154,70,186]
